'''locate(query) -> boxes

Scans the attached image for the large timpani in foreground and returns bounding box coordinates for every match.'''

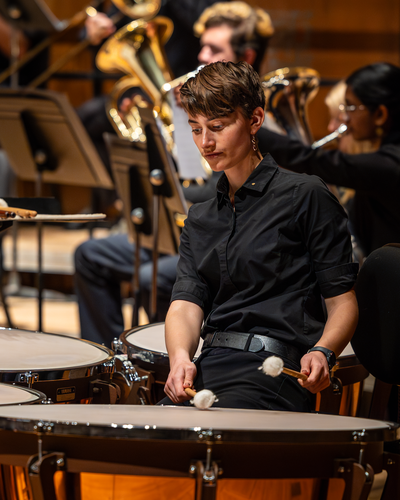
[0,405,398,500]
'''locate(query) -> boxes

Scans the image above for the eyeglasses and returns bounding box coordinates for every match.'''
[338,104,366,113]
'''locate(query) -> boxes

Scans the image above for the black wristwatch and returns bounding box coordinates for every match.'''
[307,346,336,370]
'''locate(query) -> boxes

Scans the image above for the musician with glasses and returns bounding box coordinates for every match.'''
[75,2,274,346]
[161,61,358,410]
[261,62,400,261]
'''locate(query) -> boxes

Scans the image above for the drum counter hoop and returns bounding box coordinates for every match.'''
[0,405,398,500]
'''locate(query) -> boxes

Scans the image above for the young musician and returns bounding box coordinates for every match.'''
[162,61,358,411]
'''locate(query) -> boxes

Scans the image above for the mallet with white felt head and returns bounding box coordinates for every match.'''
[260,355,308,381]
[184,388,218,409]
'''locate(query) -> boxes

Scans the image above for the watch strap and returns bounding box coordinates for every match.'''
[307,346,336,369]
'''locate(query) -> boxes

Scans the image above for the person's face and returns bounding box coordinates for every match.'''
[188,108,259,173]
[198,25,237,65]
[341,86,377,141]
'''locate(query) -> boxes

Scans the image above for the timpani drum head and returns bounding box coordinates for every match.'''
[0,328,114,403]
[0,328,112,371]
[0,404,395,442]
[121,323,202,383]
[0,383,46,405]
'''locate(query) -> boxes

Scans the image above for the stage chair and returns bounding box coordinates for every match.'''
[351,243,400,421]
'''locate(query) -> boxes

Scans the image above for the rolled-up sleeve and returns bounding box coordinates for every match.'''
[171,209,211,309]
[294,176,358,298]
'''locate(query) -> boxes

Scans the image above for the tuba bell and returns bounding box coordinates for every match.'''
[96,17,175,148]
[110,0,161,20]
[261,67,320,146]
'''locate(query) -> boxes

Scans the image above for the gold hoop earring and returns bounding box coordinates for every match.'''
[251,135,258,152]
[375,126,384,137]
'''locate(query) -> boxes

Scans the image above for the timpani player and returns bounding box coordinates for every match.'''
[161,61,359,412]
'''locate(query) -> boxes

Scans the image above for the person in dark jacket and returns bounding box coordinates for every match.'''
[259,62,400,259]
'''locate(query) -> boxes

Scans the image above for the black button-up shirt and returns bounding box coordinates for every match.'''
[171,154,358,353]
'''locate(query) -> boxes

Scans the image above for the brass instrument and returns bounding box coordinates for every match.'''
[311,124,347,149]
[106,75,148,142]
[161,65,204,95]
[261,67,320,146]
[0,0,162,88]
[96,17,175,149]
[111,0,161,20]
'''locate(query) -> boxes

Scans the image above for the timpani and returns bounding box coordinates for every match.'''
[120,323,203,402]
[0,405,398,500]
[0,328,115,403]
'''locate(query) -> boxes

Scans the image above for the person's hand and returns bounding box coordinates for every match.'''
[85,13,115,45]
[164,358,197,403]
[298,350,330,394]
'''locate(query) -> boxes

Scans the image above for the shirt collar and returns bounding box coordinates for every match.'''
[216,153,278,205]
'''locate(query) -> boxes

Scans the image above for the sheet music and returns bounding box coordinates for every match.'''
[171,96,208,180]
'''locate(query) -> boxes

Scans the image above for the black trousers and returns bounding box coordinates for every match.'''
[159,347,315,412]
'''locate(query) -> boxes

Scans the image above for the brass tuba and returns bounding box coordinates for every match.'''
[110,0,161,20]
[261,67,320,145]
[96,17,175,148]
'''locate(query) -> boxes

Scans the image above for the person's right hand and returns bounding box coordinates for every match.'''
[164,358,197,403]
[85,13,115,46]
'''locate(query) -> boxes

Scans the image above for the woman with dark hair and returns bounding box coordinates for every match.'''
[162,61,358,411]
[260,62,400,259]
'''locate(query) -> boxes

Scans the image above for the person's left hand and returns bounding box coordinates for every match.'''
[298,350,331,393]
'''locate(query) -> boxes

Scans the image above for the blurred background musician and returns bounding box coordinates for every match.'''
[77,0,230,205]
[260,62,400,263]
[74,1,274,346]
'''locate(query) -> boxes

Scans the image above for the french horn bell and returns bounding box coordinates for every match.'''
[262,67,320,146]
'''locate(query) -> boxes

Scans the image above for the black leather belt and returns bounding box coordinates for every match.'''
[202,331,302,366]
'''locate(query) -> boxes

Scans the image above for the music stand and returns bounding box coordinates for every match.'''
[104,116,187,325]
[0,88,114,332]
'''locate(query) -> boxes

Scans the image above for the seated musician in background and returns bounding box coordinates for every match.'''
[75,2,274,346]
[162,61,358,410]
[259,62,400,261]
[325,80,377,156]
[78,0,228,189]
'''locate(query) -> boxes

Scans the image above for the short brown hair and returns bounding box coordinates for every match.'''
[180,61,265,120]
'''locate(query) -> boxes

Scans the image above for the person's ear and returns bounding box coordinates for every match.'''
[374,104,389,127]
[250,107,265,133]
[241,48,257,66]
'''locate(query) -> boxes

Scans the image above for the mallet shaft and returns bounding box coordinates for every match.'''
[282,367,308,381]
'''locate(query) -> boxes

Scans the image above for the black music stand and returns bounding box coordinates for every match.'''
[104,114,187,325]
[0,88,114,332]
